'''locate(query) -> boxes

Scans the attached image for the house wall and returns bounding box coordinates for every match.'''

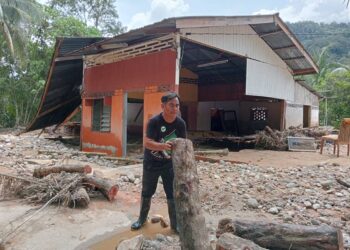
[81,90,125,156]
[284,82,320,128]
[239,101,282,134]
[181,25,295,101]
[83,49,177,95]
[82,49,177,155]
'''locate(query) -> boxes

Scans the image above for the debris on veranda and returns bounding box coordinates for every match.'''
[255,125,333,151]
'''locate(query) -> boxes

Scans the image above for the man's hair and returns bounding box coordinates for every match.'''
[161,92,180,103]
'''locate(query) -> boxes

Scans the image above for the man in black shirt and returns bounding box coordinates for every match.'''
[131,92,187,232]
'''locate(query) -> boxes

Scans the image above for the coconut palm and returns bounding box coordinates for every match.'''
[0,0,41,59]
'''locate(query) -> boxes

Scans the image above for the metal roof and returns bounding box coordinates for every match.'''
[26,37,104,132]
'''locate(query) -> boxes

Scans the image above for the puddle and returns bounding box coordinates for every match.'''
[89,222,174,250]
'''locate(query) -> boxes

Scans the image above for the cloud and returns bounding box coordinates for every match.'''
[128,0,189,30]
[253,0,350,23]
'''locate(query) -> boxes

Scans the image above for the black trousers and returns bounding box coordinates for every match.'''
[141,166,174,199]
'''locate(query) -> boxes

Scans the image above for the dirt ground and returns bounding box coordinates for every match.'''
[0,131,350,250]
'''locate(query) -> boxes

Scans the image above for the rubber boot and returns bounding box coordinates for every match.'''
[167,199,178,233]
[131,197,151,230]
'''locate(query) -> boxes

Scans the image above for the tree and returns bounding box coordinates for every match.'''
[0,6,101,128]
[48,0,125,36]
[0,0,42,60]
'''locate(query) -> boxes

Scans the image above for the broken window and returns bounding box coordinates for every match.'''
[250,107,268,121]
[92,98,111,132]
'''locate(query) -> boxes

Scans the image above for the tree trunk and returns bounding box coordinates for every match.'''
[33,165,92,178]
[172,138,211,250]
[83,176,119,201]
[69,187,90,208]
[216,218,344,250]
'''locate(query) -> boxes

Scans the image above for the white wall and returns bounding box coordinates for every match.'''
[246,59,295,101]
[285,103,303,128]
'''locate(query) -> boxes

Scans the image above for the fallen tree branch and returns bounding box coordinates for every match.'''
[33,165,92,178]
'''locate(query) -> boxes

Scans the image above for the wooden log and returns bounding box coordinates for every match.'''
[195,155,245,164]
[69,187,90,208]
[172,138,211,250]
[194,148,229,156]
[33,165,92,178]
[83,176,119,201]
[216,218,344,250]
[216,233,267,250]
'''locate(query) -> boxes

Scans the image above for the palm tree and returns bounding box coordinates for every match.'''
[0,0,41,59]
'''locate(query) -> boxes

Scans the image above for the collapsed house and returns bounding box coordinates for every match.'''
[26,14,321,156]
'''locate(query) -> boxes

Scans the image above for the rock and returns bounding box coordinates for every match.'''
[286,182,298,188]
[151,214,163,223]
[268,207,279,214]
[127,173,135,183]
[247,198,259,209]
[216,233,268,250]
[134,178,141,185]
[304,201,312,208]
[312,204,321,210]
[117,234,144,250]
[335,192,344,197]
[321,180,333,190]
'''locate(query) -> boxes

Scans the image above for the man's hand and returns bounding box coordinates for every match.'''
[160,141,172,151]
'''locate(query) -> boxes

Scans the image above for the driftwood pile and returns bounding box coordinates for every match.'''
[0,165,119,208]
[255,126,331,151]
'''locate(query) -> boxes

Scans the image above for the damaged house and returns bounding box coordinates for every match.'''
[26,14,320,157]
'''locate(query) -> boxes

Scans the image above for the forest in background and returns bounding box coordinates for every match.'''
[0,1,349,129]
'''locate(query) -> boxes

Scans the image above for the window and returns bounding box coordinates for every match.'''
[92,99,111,132]
[250,107,268,121]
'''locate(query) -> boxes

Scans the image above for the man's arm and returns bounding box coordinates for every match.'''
[144,136,172,151]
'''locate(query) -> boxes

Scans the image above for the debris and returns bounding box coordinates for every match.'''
[33,165,92,178]
[83,176,119,201]
[216,218,344,250]
[194,148,229,156]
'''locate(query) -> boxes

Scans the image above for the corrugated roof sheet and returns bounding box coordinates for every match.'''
[26,37,104,132]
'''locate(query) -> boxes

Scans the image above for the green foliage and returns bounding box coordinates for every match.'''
[289,21,350,127]
[0,0,42,62]
[48,0,125,36]
[0,5,102,128]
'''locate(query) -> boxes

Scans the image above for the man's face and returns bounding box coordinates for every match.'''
[162,97,180,117]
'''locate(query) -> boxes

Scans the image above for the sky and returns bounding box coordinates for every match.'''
[117,0,350,30]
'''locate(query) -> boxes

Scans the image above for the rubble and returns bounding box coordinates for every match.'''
[1,130,350,249]
[255,126,332,150]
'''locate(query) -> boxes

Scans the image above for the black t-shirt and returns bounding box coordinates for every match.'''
[144,113,187,170]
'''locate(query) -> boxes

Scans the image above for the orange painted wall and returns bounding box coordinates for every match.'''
[143,87,166,144]
[81,90,125,156]
[84,49,177,95]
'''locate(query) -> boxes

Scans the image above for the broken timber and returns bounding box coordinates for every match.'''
[194,148,229,156]
[216,218,344,250]
[172,138,210,250]
[33,165,92,178]
[83,176,119,201]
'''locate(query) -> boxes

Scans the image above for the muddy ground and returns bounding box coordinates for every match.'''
[0,130,350,250]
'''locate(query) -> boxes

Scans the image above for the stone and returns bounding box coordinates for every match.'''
[268,207,279,214]
[247,198,259,209]
[117,234,144,250]
[312,204,321,210]
[304,201,312,208]
[321,180,333,190]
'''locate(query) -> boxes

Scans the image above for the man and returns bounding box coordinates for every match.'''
[131,92,187,232]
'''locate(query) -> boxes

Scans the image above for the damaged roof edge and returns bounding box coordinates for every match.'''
[25,38,63,132]
[273,14,319,74]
